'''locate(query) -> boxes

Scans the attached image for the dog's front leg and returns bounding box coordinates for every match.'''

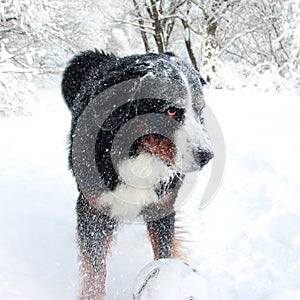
[78,234,113,300]
[146,212,180,260]
[77,194,117,300]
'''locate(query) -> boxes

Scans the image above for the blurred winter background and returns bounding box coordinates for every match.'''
[0,0,300,299]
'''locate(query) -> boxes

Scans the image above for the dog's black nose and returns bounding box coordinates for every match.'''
[194,149,214,168]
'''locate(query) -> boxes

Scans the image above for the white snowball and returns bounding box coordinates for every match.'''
[132,259,207,300]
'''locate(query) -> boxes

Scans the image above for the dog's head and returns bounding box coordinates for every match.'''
[105,51,214,174]
[62,50,213,218]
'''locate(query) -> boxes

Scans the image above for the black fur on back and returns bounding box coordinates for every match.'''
[61,49,116,110]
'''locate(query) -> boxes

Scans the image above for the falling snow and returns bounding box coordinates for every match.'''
[0,86,299,299]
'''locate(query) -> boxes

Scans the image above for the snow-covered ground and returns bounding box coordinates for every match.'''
[0,85,299,300]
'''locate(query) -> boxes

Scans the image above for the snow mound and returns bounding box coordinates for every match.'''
[132,259,207,300]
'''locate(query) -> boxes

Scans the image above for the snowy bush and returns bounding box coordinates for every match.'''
[0,71,38,117]
[0,0,299,117]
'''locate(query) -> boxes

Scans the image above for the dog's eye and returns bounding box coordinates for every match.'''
[166,107,178,118]
[165,106,185,123]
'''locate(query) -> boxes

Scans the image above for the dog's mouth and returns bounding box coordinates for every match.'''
[129,134,176,166]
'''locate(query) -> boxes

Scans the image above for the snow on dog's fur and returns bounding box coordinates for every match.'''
[62,50,213,299]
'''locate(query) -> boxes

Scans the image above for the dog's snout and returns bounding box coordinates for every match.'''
[194,149,214,168]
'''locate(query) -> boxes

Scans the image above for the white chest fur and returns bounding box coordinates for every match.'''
[99,153,175,220]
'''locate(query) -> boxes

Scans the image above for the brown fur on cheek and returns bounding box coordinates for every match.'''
[140,135,176,164]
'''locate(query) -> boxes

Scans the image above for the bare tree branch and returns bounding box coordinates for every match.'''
[0,44,31,64]
[132,0,151,52]
[218,24,265,57]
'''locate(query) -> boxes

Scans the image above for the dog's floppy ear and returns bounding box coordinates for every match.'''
[61,49,116,110]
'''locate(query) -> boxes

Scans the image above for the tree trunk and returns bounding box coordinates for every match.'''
[150,0,165,53]
[181,19,199,71]
[132,0,151,53]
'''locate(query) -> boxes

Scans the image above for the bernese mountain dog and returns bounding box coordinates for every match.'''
[61,50,213,299]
